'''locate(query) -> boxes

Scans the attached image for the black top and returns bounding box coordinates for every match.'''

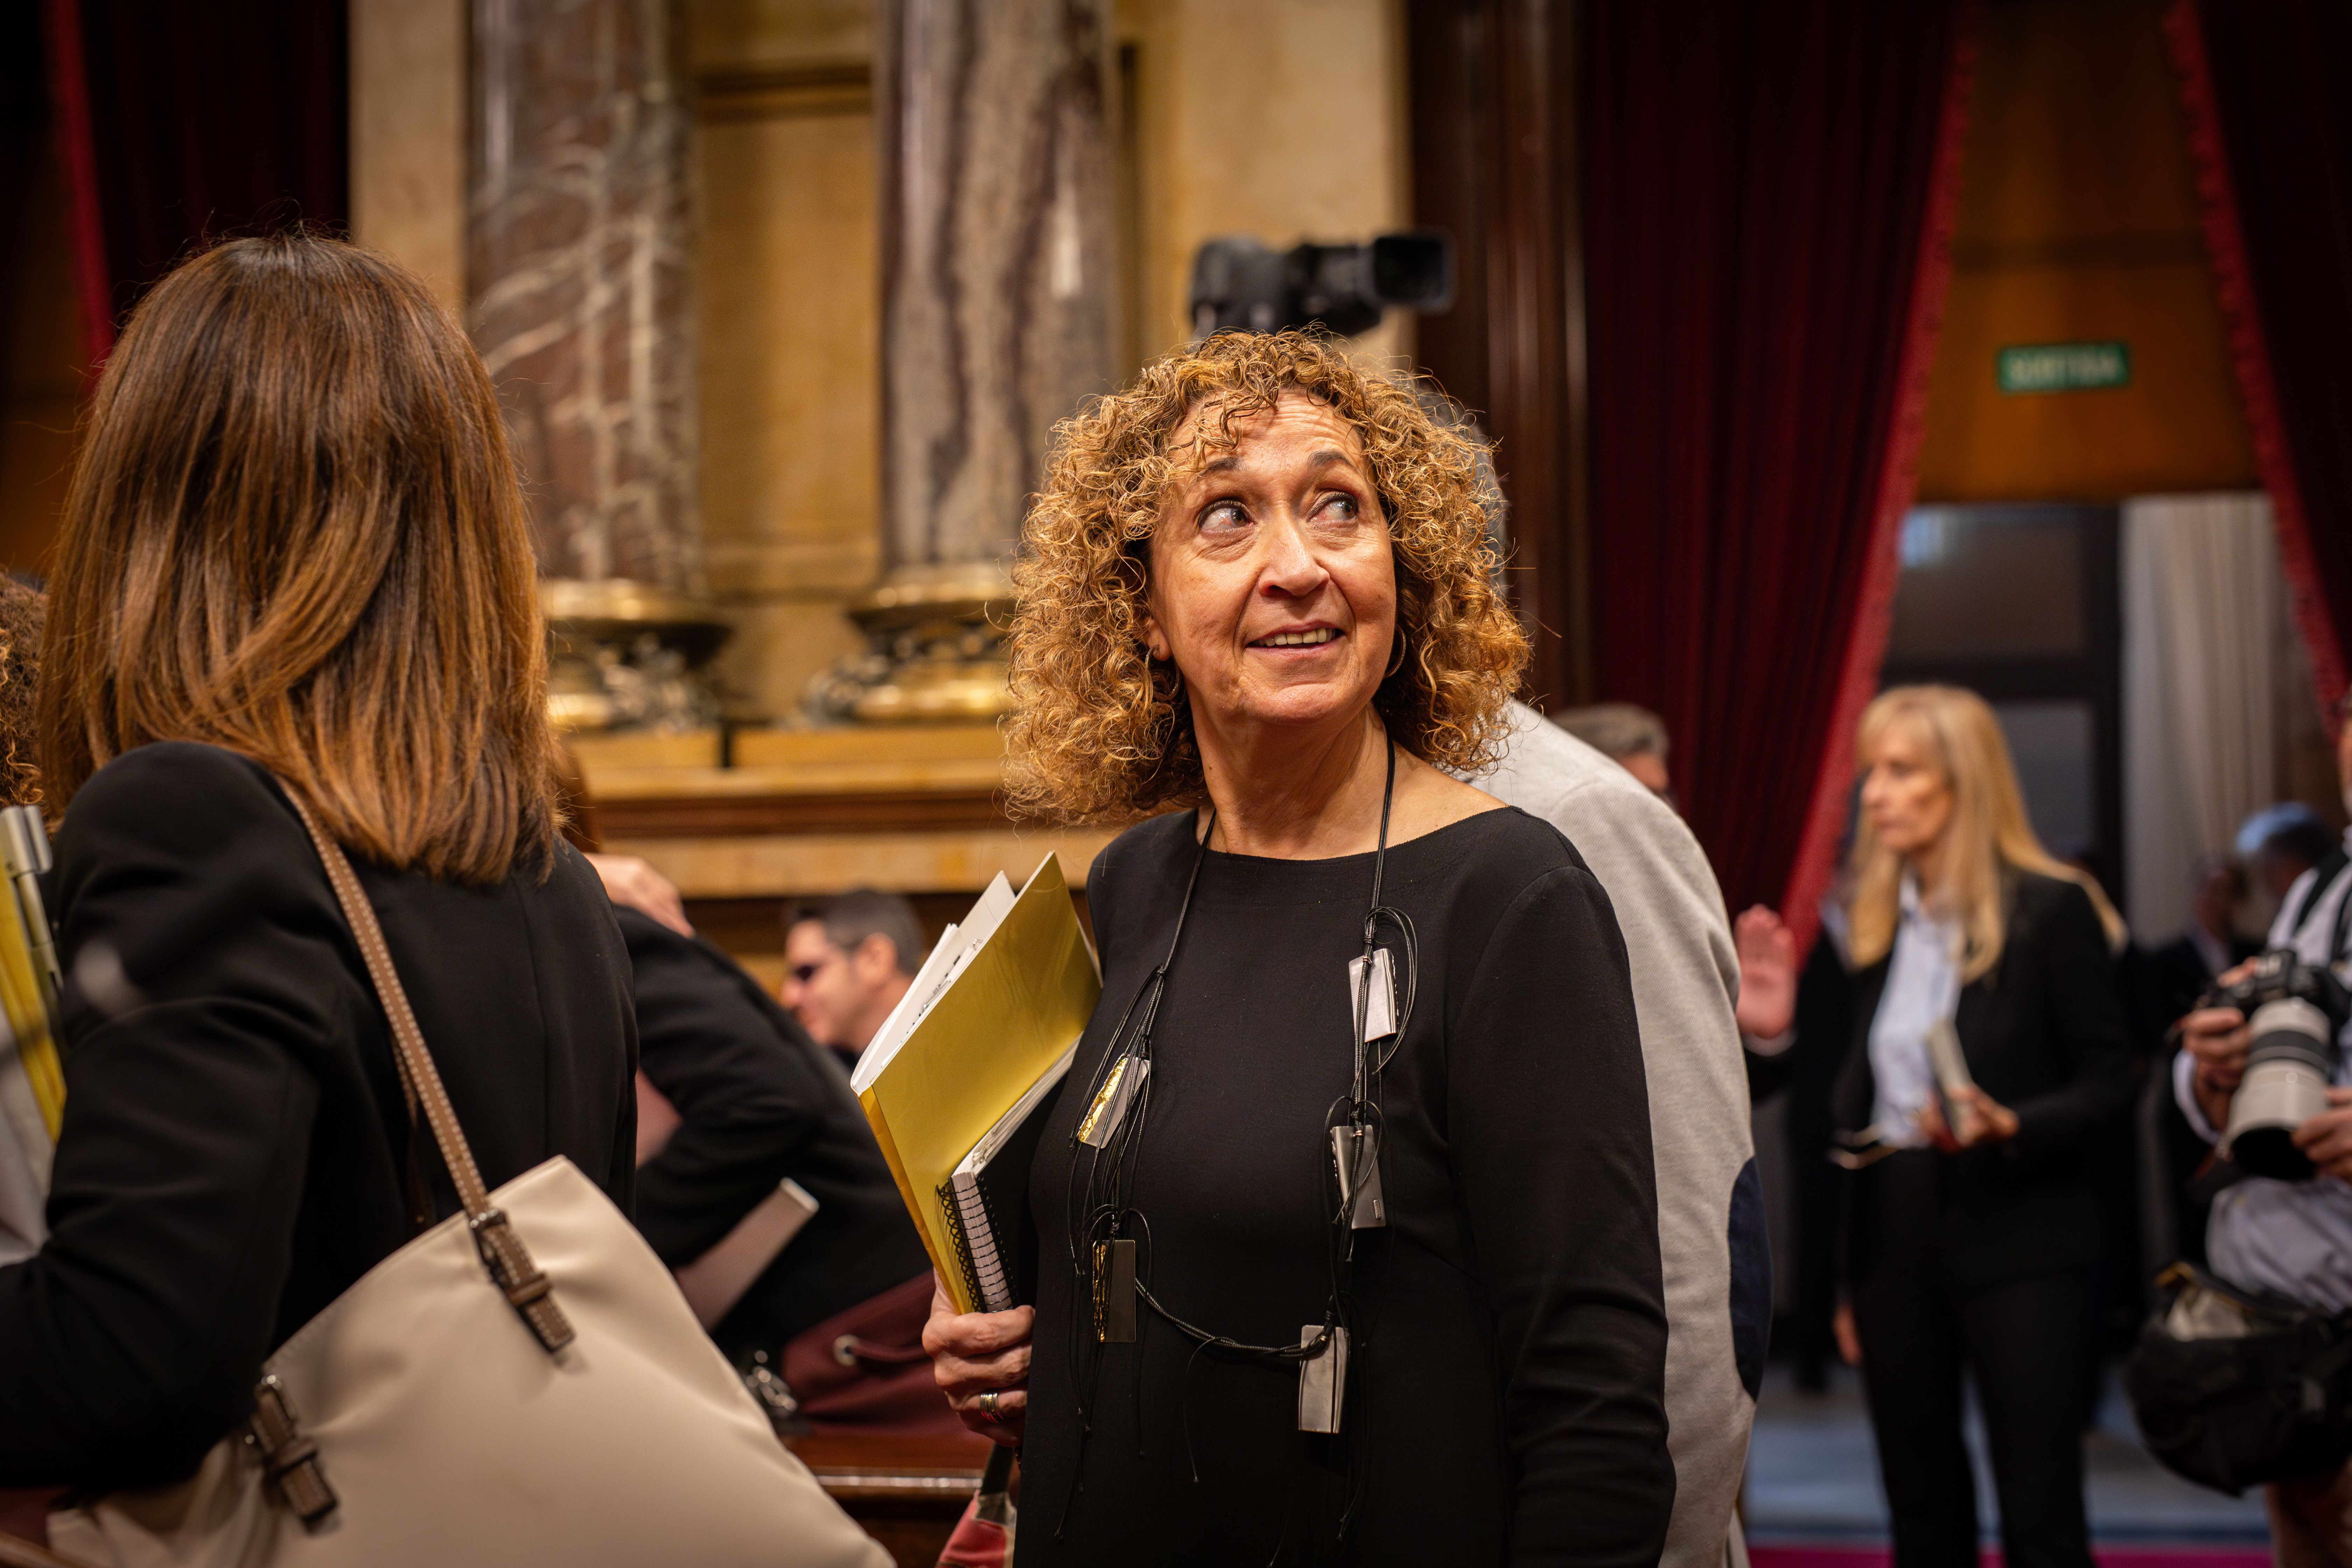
[0,743,638,1489]
[1831,870,2136,1288]
[621,908,931,1356]
[1021,807,1672,1568]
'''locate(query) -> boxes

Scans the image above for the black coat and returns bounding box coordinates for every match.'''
[622,908,930,1358]
[0,742,638,1489]
[1833,869,2136,1288]
[2145,931,2258,1036]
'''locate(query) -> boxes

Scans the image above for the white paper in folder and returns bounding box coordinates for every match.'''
[1924,1019,1989,1144]
[1924,1018,1973,1098]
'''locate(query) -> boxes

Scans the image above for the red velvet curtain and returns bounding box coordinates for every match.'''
[2165,0,2352,713]
[42,0,348,365]
[1,8,56,374]
[1579,0,1977,947]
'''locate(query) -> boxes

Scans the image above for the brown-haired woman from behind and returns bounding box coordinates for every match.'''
[0,233,636,1500]
[1827,684,2133,1568]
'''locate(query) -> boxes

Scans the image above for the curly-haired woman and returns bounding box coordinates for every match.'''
[922,332,1672,1565]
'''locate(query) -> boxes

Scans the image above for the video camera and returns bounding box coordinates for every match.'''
[1187,231,1455,339]
[2205,949,2352,1180]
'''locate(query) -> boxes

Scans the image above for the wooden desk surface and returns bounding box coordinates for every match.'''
[783,1429,999,1568]
[785,1427,992,1494]
[569,724,1008,833]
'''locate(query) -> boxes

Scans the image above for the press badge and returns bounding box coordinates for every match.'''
[1331,1124,1386,1228]
[1297,1324,1350,1434]
[1091,1238,1137,1343]
[1077,1054,1149,1148]
[1347,948,1398,1043]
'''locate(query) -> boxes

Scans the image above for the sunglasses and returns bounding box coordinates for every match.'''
[788,952,840,987]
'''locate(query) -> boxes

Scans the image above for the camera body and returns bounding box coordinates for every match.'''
[1188,232,1455,339]
[2206,948,2352,1180]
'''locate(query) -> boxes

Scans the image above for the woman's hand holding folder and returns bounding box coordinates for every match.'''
[923,1273,1032,1446]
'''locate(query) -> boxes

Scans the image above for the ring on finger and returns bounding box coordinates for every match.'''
[977,1390,1002,1423]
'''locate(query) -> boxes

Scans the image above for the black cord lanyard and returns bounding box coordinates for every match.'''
[1055,733,1420,1547]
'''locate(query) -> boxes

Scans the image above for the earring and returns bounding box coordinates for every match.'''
[1385,630,1408,678]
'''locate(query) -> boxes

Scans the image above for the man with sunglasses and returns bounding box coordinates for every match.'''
[783,890,925,1073]
[584,863,941,1434]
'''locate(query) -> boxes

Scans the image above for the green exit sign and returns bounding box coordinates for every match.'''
[1997,341,2132,394]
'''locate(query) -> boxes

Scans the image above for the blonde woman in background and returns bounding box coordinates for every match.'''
[1828,685,2133,1568]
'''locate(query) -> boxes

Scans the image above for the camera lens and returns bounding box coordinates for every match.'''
[2225,997,2339,1181]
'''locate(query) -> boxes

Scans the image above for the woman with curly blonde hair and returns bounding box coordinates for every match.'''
[924,332,1671,1564]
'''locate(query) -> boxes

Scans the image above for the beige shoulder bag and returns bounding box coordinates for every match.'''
[49,794,890,1568]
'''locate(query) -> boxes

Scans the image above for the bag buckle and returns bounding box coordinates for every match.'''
[743,1349,801,1432]
[469,1205,575,1353]
[247,1374,337,1527]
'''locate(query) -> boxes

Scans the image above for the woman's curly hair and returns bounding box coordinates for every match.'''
[1003,330,1528,823]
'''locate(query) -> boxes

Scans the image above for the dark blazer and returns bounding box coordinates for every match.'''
[2146,931,2257,1037]
[1833,869,2136,1288]
[622,909,930,1359]
[0,743,638,1490]
[2136,934,2254,1270]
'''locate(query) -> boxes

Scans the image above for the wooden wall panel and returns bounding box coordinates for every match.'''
[686,1,879,720]
[1407,0,1589,707]
[1914,0,2254,502]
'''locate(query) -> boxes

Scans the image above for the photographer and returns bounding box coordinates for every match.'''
[2176,700,2352,1562]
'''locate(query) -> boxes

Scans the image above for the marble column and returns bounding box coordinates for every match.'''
[351,0,468,314]
[470,0,698,589]
[876,0,1118,579]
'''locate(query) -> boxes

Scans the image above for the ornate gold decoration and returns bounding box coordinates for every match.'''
[542,579,732,733]
[807,564,1013,725]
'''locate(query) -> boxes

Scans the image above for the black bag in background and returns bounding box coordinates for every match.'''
[2124,1263,2352,1495]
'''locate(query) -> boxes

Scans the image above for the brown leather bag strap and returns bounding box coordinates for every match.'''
[280,786,574,1354]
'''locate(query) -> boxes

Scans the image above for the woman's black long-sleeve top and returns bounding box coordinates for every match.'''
[0,743,638,1489]
[1020,806,1672,1568]
[620,908,931,1357]
[1830,870,2136,1287]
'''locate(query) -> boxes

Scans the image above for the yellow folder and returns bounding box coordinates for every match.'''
[856,855,1101,1313]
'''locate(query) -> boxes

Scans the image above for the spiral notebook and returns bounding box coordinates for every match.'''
[0,804,62,1256]
[936,1046,1074,1315]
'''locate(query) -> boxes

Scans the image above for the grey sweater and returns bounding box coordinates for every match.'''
[1475,701,1757,1568]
